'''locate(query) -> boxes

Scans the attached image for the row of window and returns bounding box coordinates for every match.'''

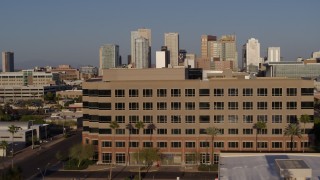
[83,114,312,124]
[83,88,314,97]
[96,140,310,149]
[83,101,314,110]
[83,127,312,135]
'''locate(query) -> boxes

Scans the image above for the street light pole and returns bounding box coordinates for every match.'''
[37,163,50,180]
[31,120,35,149]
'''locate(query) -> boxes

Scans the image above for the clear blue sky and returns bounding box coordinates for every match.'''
[0,0,319,69]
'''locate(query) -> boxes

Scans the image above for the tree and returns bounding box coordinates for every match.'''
[69,144,94,168]
[44,92,54,101]
[0,140,8,157]
[205,127,220,164]
[8,125,21,158]
[147,123,156,143]
[133,148,161,167]
[299,114,310,152]
[109,121,119,180]
[3,166,22,180]
[135,121,145,180]
[125,123,134,165]
[284,123,302,152]
[253,121,267,151]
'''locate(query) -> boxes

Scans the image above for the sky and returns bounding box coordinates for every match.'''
[0,0,319,69]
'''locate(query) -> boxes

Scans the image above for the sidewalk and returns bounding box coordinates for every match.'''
[0,134,65,170]
[83,164,198,173]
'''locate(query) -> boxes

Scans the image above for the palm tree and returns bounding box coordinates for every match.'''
[205,127,220,164]
[0,140,8,157]
[8,125,21,158]
[109,121,119,180]
[125,123,134,165]
[253,121,267,152]
[147,123,156,143]
[299,114,310,152]
[135,121,145,180]
[284,123,302,152]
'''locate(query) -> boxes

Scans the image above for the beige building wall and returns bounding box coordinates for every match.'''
[82,69,314,165]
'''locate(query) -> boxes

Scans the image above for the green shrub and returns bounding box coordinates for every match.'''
[198,164,218,171]
[64,159,94,170]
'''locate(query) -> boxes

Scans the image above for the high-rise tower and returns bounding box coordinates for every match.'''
[2,51,14,72]
[99,44,119,75]
[135,37,149,69]
[164,33,179,67]
[242,38,261,72]
[201,35,217,59]
[131,28,151,68]
[220,35,238,71]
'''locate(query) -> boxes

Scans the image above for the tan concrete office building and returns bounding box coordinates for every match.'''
[82,68,314,165]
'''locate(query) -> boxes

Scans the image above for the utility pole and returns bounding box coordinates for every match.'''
[31,120,35,149]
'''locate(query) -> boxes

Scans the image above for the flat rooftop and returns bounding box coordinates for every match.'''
[276,159,310,169]
[219,153,320,180]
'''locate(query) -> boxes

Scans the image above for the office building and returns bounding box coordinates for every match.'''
[220,35,238,71]
[80,66,98,80]
[99,44,120,75]
[50,64,80,81]
[0,70,58,86]
[165,33,179,67]
[2,51,14,72]
[201,35,217,59]
[135,37,149,69]
[178,50,187,66]
[265,61,320,78]
[82,68,314,165]
[156,46,169,68]
[312,51,320,59]
[185,53,196,68]
[242,38,261,73]
[131,28,151,68]
[268,47,281,62]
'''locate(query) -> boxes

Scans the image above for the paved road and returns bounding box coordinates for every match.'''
[0,131,81,179]
[43,169,217,180]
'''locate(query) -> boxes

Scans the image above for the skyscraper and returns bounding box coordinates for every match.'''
[131,28,151,68]
[164,32,179,67]
[201,35,217,59]
[220,35,238,71]
[99,44,119,75]
[135,37,149,69]
[242,38,261,73]
[268,47,281,62]
[2,51,14,72]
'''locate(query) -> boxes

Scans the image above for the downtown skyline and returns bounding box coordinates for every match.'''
[0,0,319,69]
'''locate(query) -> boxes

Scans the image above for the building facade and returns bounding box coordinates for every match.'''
[268,47,281,62]
[220,35,238,71]
[164,33,179,67]
[0,70,58,86]
[82,68,314,165]
[265,61,320,78]
[131,28,151,68]
[135,37,149,69]
[2,51,14,72]
[242,38,261,73]
[99,44,120,75]
[201,35,217,59]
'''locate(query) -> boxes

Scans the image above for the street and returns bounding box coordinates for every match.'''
[0,131,82,179]
[43,167,217,180]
